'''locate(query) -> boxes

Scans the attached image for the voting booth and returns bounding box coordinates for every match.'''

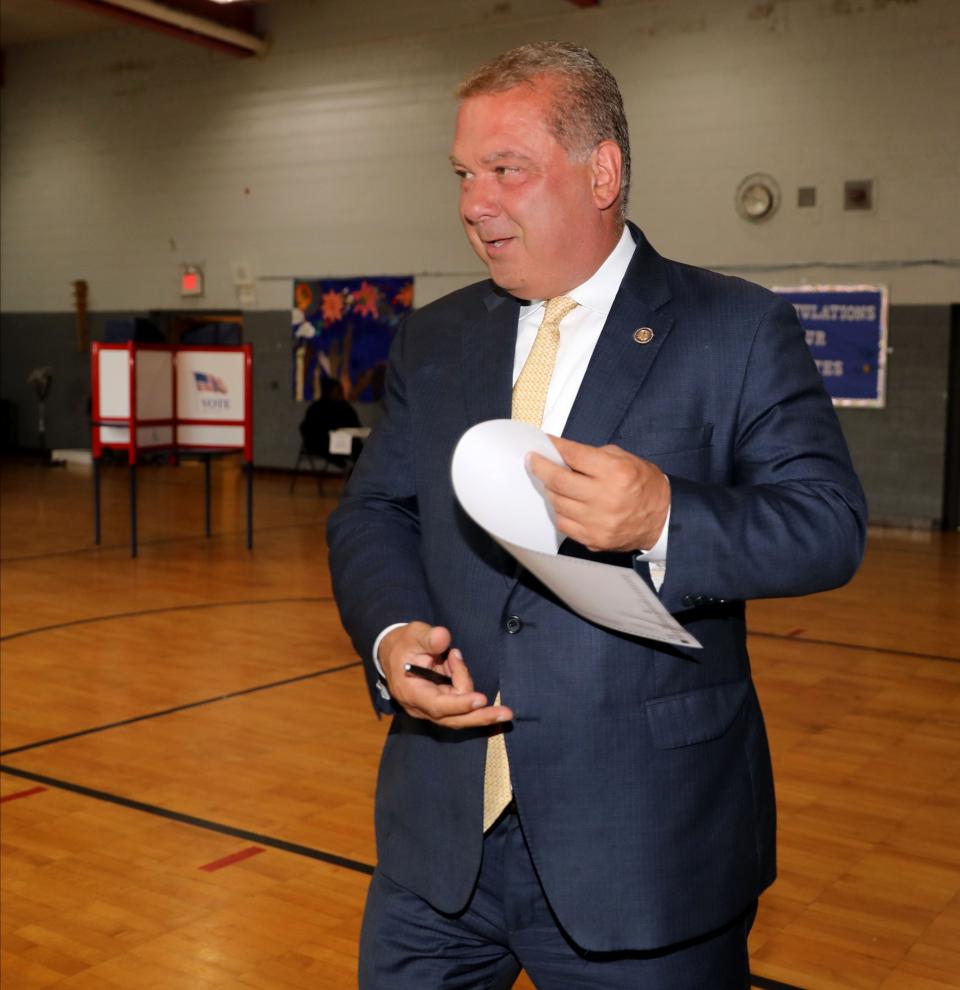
[91,342,253,556]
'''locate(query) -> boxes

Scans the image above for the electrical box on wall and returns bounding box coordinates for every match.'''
[232,261,255,307]
[180,264,204,297]
[844,180,874,211]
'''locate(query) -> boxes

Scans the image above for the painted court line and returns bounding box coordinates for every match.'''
[0,595,336,643]
[751,976,807,990]
[750,629,959,665]
[0,764,801,990]
[0,763,375,876]
[200,846,266,872]
[0,785,48,803]
[0,659,362,757]
[0,515,336,565]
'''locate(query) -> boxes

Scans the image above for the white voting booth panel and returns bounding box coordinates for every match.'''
[91,343,252,462]
[98,425,176,447]
[138,349,174,420]
[176,349,247,423]
[93,344,176,462]
[97,349,132,419]
[96,346,173,420]
[177,425,247,447]
[90,342,255,558]
[175,348,252,459]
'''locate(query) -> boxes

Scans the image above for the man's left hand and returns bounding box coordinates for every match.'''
[528,436,670,553]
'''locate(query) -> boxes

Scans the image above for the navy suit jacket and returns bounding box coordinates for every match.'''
[327,227,866,952]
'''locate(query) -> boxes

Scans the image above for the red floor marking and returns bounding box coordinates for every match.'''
[0,786,48,803]
[787,628,805,637]
[199,845,266,872]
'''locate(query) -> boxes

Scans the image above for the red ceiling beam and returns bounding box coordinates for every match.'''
[50,0,266,58]
[157,0,257,34]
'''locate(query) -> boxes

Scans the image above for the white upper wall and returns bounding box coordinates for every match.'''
[1,0,958,312]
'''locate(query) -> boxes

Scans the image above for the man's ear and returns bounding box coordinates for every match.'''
[590,141,623,211]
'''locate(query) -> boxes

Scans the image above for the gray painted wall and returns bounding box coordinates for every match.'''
[1,303,951,527]
[2,0,959,313]
[836,305,952,528]
[0,312,148,451]
[2,0,957,525]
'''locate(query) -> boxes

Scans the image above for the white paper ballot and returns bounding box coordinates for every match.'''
[328,426,371,455]
[451,420,702,649]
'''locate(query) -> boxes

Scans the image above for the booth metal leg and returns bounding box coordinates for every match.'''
[93,458,102,545]
[246,461,254,551]
[129,464,138,559]
[204,455,212,538]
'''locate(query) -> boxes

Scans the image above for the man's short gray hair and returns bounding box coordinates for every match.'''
[456,41,631,219]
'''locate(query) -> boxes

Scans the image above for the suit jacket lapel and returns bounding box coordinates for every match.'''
[458,234,674,593]
[461,285,521,589]
[462,284,519,427]
[563,227,675,447]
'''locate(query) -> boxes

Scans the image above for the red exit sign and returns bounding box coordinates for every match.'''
[180,265,204,297]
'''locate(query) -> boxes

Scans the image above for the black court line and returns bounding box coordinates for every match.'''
[7,598,955,665]
[0,596,336,642]
[0,659,363,757]
[0,519,333,564]
[3,524,954,566]
[750,630,960,665]
[0,763,375,875]
[0,759,803,990]
[751,977,806,990]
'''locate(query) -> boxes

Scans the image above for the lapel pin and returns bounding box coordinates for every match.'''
[633,327,655,344]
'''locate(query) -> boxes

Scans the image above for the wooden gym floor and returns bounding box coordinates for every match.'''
[1,457,958,990]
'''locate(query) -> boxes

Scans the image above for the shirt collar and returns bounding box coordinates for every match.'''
[519,225,637,321]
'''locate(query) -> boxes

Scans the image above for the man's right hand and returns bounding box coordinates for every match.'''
[379,622,513,728]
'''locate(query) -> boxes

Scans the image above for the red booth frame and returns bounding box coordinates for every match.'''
[91,342,254,556]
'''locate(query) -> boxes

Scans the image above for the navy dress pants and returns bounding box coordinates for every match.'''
[359,806,755,989]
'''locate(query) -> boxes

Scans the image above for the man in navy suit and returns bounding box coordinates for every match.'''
[328,41,866,988]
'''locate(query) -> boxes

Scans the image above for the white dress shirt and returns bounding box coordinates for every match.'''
[373,226,670,679]
[515,225,633,435]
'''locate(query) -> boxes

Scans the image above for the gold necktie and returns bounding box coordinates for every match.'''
[483,295,579,831]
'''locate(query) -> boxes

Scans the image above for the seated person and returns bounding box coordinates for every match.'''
[299,379,362,468]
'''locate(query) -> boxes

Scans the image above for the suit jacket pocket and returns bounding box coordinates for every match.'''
[613,423,713,457]
[644,678,749,749]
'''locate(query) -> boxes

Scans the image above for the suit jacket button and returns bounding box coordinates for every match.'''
[682,594,696,608]
[505,616,522,634]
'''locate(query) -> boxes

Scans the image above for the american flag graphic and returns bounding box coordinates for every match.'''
[193,372,228,394]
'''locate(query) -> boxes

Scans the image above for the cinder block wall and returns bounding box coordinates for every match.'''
[836,306,952,528]
[2,0,958,524]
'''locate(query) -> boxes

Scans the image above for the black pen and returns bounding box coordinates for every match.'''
[403,662,454,686]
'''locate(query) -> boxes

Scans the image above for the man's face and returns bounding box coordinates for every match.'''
[451,79,611,301]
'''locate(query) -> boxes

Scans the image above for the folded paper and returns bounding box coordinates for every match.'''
[451,419,701,649]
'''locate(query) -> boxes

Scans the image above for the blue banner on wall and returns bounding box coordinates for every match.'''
[291,276,414,403]
[773,285,888,407]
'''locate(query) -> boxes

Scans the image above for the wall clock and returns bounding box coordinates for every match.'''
[735,173,780,222]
